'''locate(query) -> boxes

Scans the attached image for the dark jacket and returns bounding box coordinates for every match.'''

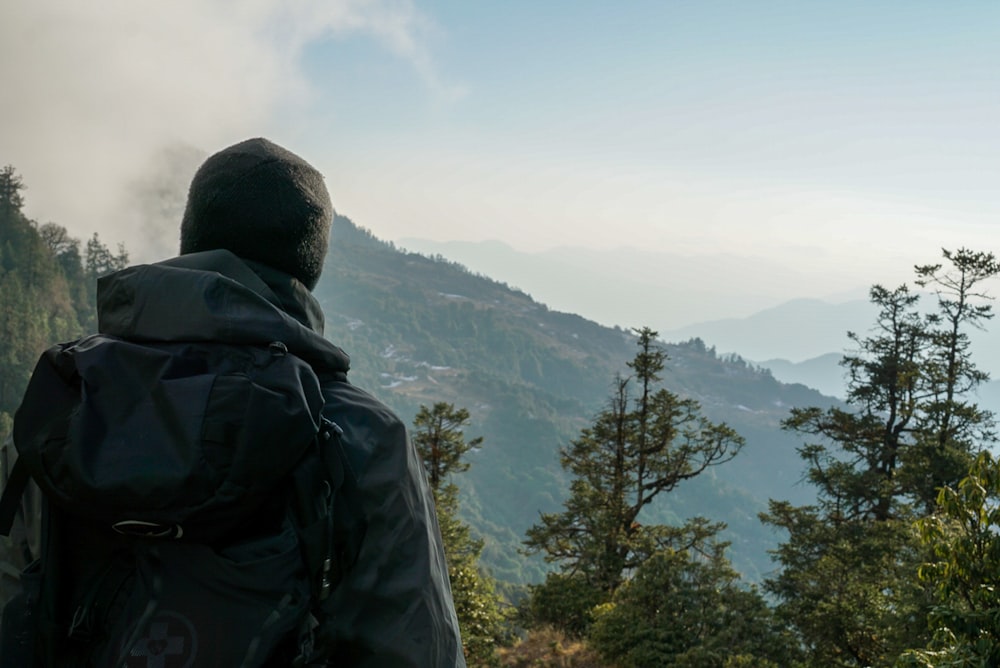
[2,249,466,667]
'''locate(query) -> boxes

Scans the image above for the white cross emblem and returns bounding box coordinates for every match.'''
[125,612,197,668]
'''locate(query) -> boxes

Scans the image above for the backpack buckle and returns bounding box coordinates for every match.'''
[112,520,184,540]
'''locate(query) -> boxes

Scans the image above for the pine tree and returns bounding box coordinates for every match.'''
[414,402,483,492]
[909,248,999,512]
[524,328,743,626]
[38,223,88,323]
[412,402,506,666]
[762,248,999,666]
[81,233,129,331]
[0,165,25,218]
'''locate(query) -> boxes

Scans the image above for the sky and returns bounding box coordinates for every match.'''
[3,1,1000,329]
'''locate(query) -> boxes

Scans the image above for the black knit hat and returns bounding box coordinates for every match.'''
[180,138,333,290]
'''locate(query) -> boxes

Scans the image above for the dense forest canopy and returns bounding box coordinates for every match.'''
[0,166,127,442]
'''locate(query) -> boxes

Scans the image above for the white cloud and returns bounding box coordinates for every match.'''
[0,0,444,260]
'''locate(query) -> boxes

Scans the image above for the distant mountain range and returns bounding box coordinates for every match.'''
[322,219,846,584]
[660,298,876,363]
[662,298,1000,420]
[398,237,871,339]
[758,353,846,399]
[401,236,1000,404]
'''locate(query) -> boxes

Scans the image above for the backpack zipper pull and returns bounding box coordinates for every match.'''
[320,558,333,600]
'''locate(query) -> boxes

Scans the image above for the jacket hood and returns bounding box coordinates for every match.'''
[96,249,350,378]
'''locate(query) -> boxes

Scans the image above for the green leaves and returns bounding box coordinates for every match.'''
[412,402,508,666]
[0,165,25,216]
[524,329,743,598]
[902,452,1000,666]
[413,402,483,494]
[764,248,1000,666]
[589,550,799,667]
[0,193,89,414]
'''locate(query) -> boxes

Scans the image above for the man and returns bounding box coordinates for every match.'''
[2,137,466,666]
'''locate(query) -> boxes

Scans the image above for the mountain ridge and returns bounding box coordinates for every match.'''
[397,236,853,332]
[322,217,839,583]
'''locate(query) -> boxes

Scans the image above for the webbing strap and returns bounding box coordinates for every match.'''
[0,458,29,537]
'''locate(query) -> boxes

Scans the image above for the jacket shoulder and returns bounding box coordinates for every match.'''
[319,381,409,472]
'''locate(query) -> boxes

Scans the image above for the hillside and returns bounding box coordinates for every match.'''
[317,216,838,583]
[0,195,839,585]
[397,236,792,331]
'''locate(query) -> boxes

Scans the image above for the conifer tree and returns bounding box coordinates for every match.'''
[414,402,483,492]
[910,248,999,512]
[762,248,999,666]
[81,233,129,331]
[524,328,743,622]
[38,223,88,322]
[412,402,506,666]
[0,165,25,217]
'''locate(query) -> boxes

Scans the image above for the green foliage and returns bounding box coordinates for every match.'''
[524,328,743,597]
[0,173,87,415]
[763,501,929,666]
[589,549,800,668]
[81,232,129,331]
[412,403,508,666]
[0,412,11,446]
[449,561,508,666]
[910,248,1000,513]
[414,402,484,493]
[39,223,89,325]
[763,249,999,667]
[0,165,25,216]
[522,572,606,638]
[83,232,129,279]
[522,328,753,655]
[898,452,1000,666]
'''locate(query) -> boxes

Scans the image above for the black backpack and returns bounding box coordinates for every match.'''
[0,333,347,667]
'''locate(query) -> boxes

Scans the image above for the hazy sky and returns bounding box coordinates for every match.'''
[3,1,999,316]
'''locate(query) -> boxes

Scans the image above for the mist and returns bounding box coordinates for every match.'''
[0,0,436,262]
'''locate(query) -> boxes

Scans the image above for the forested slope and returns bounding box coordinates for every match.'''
[316,215,835,582]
